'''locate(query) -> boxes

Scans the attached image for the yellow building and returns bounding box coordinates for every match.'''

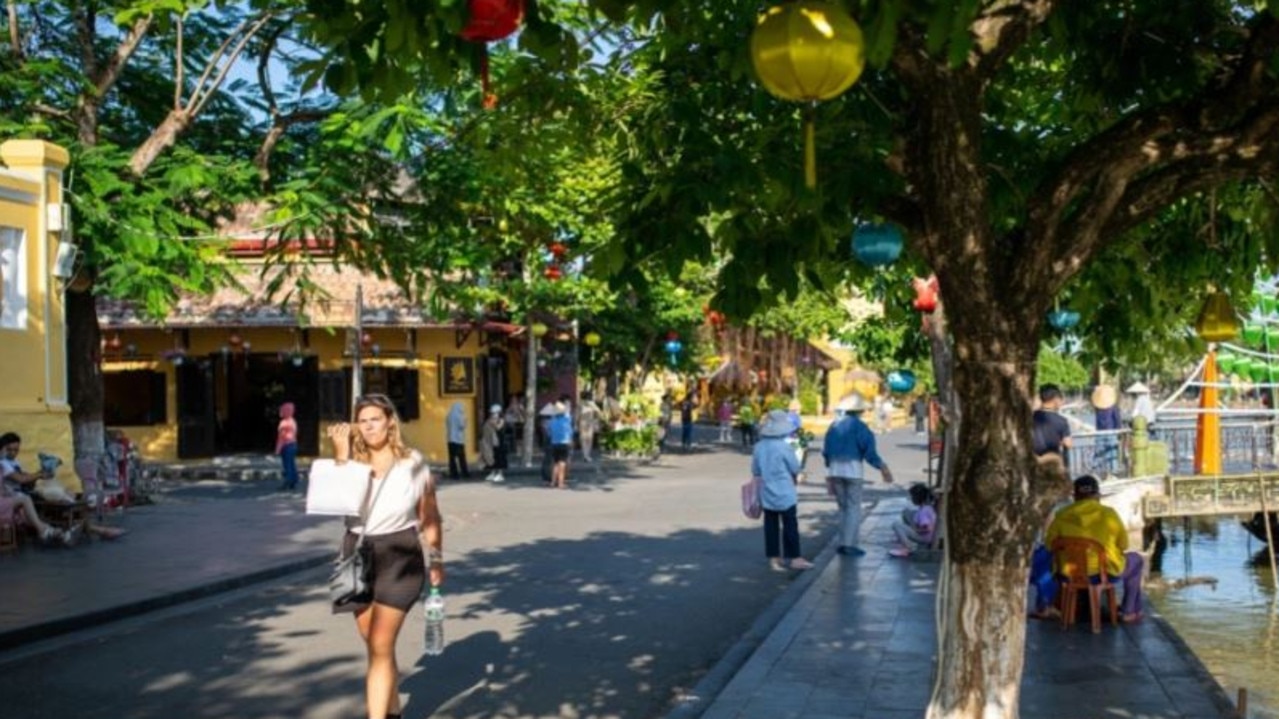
[97,236,529,465]
[0,140,74,474]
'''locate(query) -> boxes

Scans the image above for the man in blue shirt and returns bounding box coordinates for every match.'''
[822,395,894,556]
[547,401,574,489]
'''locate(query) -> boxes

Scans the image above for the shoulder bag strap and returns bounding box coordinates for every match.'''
[351,469,392,551]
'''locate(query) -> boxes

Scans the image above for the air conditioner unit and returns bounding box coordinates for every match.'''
[53,241,77,279]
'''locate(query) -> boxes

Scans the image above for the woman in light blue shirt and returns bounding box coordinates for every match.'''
[751,410,814,571]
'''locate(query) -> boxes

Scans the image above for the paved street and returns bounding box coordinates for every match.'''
[0,433,921,719]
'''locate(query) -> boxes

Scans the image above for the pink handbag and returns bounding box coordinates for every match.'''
[740,477,762,520]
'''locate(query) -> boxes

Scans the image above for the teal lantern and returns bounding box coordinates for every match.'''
[886,370,916,393]
[852,223,904,267]
[664,338,683,366]
[1047,310,1080,331]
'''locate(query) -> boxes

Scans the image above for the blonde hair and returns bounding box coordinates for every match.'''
[350,394,411,462]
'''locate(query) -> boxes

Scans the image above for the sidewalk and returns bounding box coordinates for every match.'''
[0,484,337,650]
[683,497,1237,719]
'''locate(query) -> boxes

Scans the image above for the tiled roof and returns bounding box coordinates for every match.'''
[97,261,434,329]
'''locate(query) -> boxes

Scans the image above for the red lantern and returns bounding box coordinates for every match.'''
[361,332,373,347]
[912,275,939,313]
[544,265,562,281]
[459,0,525,109]
[549,242,567,258]
[666,330,679,341]
[228,332,243,347]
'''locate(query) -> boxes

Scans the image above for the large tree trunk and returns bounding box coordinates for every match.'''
[67,286,104,464]
[928,301,1069,718]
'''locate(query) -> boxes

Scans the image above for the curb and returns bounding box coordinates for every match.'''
[660,505,865,719]
[1144,608,1241,718]
[0,552,332,652]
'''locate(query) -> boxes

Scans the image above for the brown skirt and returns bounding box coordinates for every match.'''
[341,527,426,611]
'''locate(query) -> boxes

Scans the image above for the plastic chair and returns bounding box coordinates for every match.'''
[1051,536,1119,633]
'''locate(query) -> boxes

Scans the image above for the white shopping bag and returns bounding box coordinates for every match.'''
[305,459,374,515]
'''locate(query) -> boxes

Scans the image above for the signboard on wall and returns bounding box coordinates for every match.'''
[439,356,476,396]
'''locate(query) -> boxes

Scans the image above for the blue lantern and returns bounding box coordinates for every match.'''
[852,223,904,267]
[886,370,916,393]
[1047,310,1081,331]
[664,339,683,366]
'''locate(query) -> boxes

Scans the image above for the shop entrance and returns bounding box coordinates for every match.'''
[176,354,320,458]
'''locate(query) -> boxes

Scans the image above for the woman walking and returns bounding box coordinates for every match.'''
[752,409,814,571]
[327,394,444,719]
[275,402,299,491]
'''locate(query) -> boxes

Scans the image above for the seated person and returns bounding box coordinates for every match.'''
[1045,474,1144,623]
[889,483,937,557]
[0,433,128,544]
[0,431,45,495]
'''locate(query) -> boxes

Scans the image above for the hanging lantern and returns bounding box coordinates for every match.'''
[1261,295,1279,316]
[852,223,904,267]
[544,265,562,281]
[886,370,916,394]
[1217,352,1239,376]
[583,331,601,347]
[665,338,683,366]
[1047,309,1081,331]
[459,0,525,109]
[749,1,866,189]
[1250,358,1271,383]
[107,333,123,351]
[549,242,568,259]
[1194,291,1239,343]
[531,322,549,338]
[912,275,939,313]
[228,332,243,347]
[666,330,680,341]
[1242,322,1265,347]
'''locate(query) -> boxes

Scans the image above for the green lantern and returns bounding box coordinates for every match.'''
[1250,358,1271,382]
[1217,352,1239,375]
[1243,323,1266,347]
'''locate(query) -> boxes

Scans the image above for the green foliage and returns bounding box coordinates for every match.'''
[1037,345,1091,390]
[797,369,821,415]
[598,425,659,456]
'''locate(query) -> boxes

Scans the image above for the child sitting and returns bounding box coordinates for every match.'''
[889,483,937,557]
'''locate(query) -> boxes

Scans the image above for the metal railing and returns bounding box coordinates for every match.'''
[1066,419,1279,478]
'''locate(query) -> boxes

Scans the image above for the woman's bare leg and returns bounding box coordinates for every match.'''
[355,603,407,718]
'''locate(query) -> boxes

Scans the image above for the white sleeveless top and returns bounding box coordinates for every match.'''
[351,452,432,537]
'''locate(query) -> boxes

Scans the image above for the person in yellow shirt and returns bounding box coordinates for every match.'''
[1045,474,1144,622]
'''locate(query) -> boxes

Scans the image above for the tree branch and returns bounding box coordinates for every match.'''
[254,110,329,184]
[7,0,21,60]
[971,0,1054,78]
[1023,13,1279,293]
[95,15,152,98]
[187,12,275,116]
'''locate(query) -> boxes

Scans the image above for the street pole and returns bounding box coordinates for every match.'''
[523,317,538,468]
[352,283,363,411]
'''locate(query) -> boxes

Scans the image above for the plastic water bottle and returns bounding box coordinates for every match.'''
[424,588,445,656]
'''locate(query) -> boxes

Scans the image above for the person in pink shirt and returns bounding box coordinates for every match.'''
[890,483,937,557]
[275,402,299,491]
[717,399,734,443]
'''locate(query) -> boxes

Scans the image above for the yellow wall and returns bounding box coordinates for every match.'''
[0,140,74,487]
[104,325,500,465]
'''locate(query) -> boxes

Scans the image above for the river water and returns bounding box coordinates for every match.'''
[1152,516,1279,718]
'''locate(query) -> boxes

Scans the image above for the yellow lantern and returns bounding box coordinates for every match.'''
[583,331,601,347]
[531,322,549,338]
[750,1,866,188]
[1195,291,1240,343]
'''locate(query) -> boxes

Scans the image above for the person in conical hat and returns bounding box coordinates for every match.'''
[823,397,894,557]
[753,410,815,572]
